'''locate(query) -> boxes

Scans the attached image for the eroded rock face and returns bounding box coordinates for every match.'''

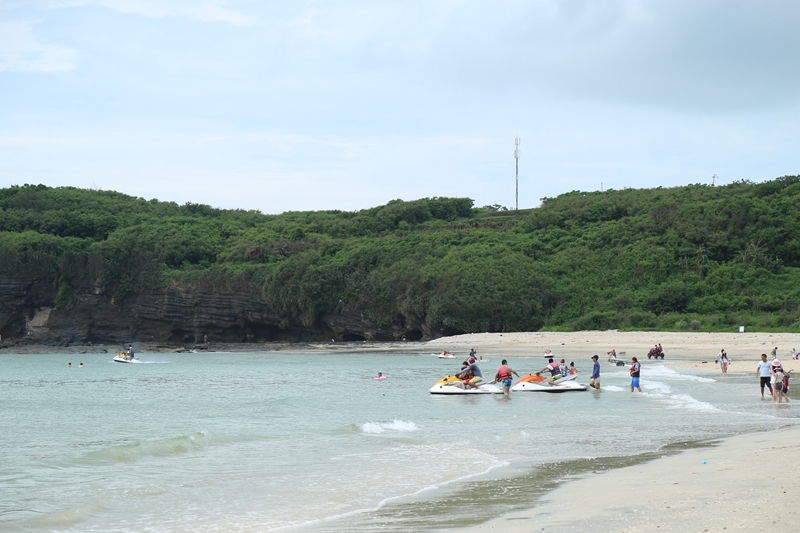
[0,274,446,344]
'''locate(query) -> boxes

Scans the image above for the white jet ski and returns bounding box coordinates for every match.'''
[113,354,141,363]
[429,375,503,395]
[511,373,588,392]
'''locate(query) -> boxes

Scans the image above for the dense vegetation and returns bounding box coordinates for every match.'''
[2,176,800,334]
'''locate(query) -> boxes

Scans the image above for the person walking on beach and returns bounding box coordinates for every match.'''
[494,359,520,397]
[589,355,600,389]
[630,357,642,392]
[757,354,774,399]
[773,365,789,404]
[719,350,729,374]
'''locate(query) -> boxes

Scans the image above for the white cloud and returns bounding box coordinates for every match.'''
[0,20,77,71]
[54,0,256,25]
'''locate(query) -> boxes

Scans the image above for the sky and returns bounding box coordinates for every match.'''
[1,1,799,213]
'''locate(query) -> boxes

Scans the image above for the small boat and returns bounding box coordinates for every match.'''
[429,375,503,395]
[113,354,141,364]
[511,373,588,392]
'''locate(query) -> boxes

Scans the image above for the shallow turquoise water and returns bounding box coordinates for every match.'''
[0,351,796,532]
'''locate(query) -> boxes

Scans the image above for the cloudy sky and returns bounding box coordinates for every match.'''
[1,1,798,213]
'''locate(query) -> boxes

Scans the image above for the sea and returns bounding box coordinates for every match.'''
[1,350,797,532]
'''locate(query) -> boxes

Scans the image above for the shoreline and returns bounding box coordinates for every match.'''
[3,330,800,360]
[457,423,800,533]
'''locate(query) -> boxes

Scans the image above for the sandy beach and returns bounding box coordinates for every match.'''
[5,330,800,361]
[458,424,800,533]
[432,331,800,533]
[427,330,800,362]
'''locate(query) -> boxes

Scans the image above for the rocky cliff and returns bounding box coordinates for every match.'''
[0,273,449,345]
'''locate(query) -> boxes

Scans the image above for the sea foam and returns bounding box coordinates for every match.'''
[360,420,419,434]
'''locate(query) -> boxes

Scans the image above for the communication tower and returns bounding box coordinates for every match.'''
[514,138,520,211]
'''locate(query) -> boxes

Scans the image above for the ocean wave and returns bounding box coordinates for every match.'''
[360,420,419,434]
[642,380,671,394]
[665,393,719,411]
[640,382,719,412]
[645,365,715,382]
[86,431,244,463]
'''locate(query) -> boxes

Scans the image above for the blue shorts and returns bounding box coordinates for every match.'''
[631,377,640,388]
[502,379,512,387]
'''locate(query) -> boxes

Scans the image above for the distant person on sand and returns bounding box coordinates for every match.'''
[494,359,520,397]
[630,357,642,392]
[793,348,797,360]
[719,350,728,374]
[757,354,774,399]
[589,355,600,389]
[204,335,208,345]
[772,347,778,357]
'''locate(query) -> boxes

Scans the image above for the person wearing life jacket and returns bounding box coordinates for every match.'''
[494,359,520,397]
[557,359,569,378]
[630,357,642,392]
[536,358,561,384]
[568,362,578,376]
[455,361,471,381]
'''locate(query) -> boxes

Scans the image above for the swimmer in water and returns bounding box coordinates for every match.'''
[79,363,84,368]
[67,362,72,367]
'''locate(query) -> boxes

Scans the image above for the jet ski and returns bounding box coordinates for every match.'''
[511,373,588,392]
[113,353,141,363]
[429,375,503,395]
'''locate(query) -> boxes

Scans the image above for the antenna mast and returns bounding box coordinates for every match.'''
[514,138,520,211]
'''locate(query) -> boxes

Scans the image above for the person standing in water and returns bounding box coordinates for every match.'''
[756,354,774,399]
[630,357,642,392]
[589,355,600,389]
[494,359,520,397]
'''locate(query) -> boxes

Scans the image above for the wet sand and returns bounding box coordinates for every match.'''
[459,424,800,533]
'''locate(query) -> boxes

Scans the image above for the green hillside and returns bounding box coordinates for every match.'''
[2,176,799,335]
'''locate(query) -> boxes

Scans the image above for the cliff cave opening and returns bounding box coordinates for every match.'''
[404,329,423,341]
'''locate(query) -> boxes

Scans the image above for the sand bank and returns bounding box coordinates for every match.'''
[458,424,800,533]
[428,331,800,362]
